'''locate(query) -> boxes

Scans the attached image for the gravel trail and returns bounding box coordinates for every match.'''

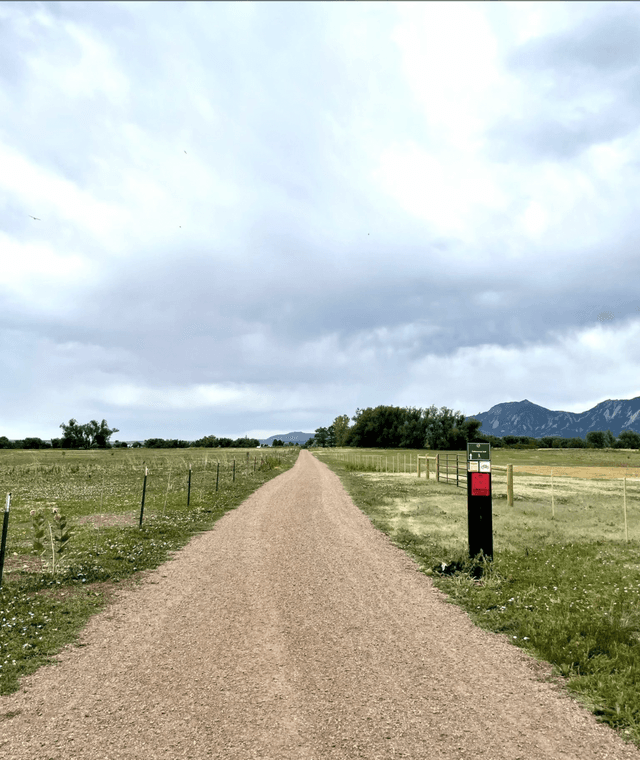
[1,450,639,759]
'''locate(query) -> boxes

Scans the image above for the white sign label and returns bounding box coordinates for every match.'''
[479,461,491,473]
[468,461,479,472]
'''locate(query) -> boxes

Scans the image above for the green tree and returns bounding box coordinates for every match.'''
[342,405,478,450]
[144,438,167,448]
[192,435,219,447]
[231,437,260,447]
[398,407,427,449]
[59,419,87,448]
[272,439,285,447]
[23,437,50,449]
[616,430,640,449]
[586,431,605,448]
[59,419,118,448]
[346,406,406,448]
[331,415,351,447]
[314,427,329,447]
[424,405,467,450]
[448,417,483,449]
[85,419,119,448]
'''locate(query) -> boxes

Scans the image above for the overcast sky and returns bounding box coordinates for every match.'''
[2,1,640,441]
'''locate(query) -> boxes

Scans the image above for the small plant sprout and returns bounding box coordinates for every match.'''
[31,507,72,574]
[31,509,46,556]
[52,508,72,569]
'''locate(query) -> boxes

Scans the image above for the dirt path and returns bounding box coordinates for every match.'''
[1,450,639,759]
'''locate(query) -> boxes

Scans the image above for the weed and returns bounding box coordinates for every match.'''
[30,508,72,575]
[344,462,380,472]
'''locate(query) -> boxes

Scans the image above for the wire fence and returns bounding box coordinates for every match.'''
[0,448,297,588]
[328,448,640,542]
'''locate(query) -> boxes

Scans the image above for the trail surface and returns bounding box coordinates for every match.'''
[2,450,639,759]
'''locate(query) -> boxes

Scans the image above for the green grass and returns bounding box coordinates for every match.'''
[327,444,640,470]
[314,447,640,748]
[0,448,297,695]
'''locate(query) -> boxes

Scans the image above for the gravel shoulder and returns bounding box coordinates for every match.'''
[1,450,639,759]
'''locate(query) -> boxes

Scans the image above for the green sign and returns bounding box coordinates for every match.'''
[467,442,491,461]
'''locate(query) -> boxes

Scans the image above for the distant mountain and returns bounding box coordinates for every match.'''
[258,431,315,446]
[466,397,640,440]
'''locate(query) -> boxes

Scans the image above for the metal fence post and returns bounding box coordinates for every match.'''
[0,494,11,590]
[139,468,148,527]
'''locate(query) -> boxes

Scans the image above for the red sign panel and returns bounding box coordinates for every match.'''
[471,472,490,497]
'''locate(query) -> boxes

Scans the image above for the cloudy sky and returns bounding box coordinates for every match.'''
[2,1,640,442]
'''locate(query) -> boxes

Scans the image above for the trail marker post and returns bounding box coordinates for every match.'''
[467,443,493,560]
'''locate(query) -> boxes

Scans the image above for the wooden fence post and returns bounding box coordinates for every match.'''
[435,454,440,482]
[623,477,628,542]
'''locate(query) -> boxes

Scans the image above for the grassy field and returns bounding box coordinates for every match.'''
[313,446,640,749]
[0,447,298,696]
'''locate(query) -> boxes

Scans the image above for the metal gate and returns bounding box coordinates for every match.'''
[437,453,468,488]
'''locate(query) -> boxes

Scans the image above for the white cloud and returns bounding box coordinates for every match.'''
[0,145,128,238]
[393,1,500,144]
[372,140,509,238]
[25,18,130,105]
[0,234,97,312]
[1,2,640,439]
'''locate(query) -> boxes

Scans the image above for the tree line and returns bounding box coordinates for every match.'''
[307,405,640,450]
[145,435,261,449]
[0,420,261,450]
[0,419,119,450]
[4,410,640,451]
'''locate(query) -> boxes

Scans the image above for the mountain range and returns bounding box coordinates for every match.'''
[466,396,640,440]
[258,431,315,446]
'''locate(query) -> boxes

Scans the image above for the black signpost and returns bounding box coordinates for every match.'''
[466,443,493,560]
